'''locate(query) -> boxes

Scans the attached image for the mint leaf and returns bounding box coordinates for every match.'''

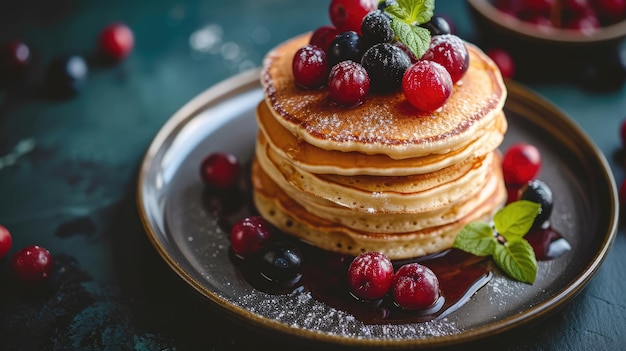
[385,4,409,21]
[494,200,541,240]
[453,200,540,284]
[453,221,497,256]
[397,0,435,24]
[493,238,537,284]
[390,18,431,59]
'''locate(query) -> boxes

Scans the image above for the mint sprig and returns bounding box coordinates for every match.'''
[453,200,542,284]
[382,0,434,59]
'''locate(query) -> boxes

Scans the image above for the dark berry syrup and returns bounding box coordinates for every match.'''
[206,165,571,325]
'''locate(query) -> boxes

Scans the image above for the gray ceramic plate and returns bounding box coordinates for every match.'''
[137,69,618,349]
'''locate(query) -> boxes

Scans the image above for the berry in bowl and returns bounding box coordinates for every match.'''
[467,0,626,86]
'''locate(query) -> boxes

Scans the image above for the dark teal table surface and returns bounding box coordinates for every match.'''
[1,1,625,350]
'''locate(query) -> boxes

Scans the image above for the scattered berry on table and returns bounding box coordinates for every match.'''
[0,225,12,259]
[502,142,542,186]
[347,251,394,301]
[0,41,30,74]
[292,45,329,89]
[327,31,364,66]
[620,118,626,146]
[328,0,378,34]
[422,34,469,84]
[361,42,411,93]
[98,23,134,61]
[256,240,303,282]
[392,263,440,310]
[620,179,626,205]
[230,216,274,258]
[11,245,53,284]
[327,60,370,107]
[402,60,453,112]
[487,48,516,79]
[200,152,241,190]
[310,25,341,52]
[45,55,89,96]
[519,179,554,229]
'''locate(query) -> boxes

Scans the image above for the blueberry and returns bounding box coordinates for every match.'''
[420,16,451,36]
[327,31,364,66]
[519,179,553,230]
[360,42,411,93]
[361,10,394,45]
[46,55,89,97]
[256,240,302,282]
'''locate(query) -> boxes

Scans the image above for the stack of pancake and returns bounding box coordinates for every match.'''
[252,33,508,260]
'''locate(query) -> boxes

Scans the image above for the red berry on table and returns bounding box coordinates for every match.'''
[487,48,516,79]
[0,41,30,71]
[619,179,626,204]
[230,216,274,258]
[200,152,241,189]
[0,225,12,259]
[11,245,54,284]
[327,60,370,107]
[347,252,394,301]
[392,263,440,310]
[310,25,340,52]
[620,118,626,146]
[422,34,469,84]
[502,142,542,186]
[292,45,329,89]
[98,23,134,60]
[328,0,377,34]
[402,60,453,112]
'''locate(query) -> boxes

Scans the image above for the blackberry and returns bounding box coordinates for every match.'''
[361,42,411,93]
[519,179,553,230]
[420,16,452,36]
[361,10,394,45]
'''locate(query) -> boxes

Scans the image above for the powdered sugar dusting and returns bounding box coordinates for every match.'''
[234,290,460,340]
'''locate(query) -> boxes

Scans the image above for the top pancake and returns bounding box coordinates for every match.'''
[261,33,507,160]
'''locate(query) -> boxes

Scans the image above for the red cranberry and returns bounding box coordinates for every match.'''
[292,45,329,89]
[98,23,134,60]
[1,41,30,71]
[422,34,469,84]
[327,60,370,107]
[392,263,440,310]
[619,179,626,205]
[0,225,12,259]
[200,152,241,189]
[230,216,274,258]
[310,25,340,52]
[328,0,377,34]
[347,252,394,300]
[620,118,626,146]
[487,48,516,79]
[402,60,453,112]
[502,142,542,186]
[11,245,53,284]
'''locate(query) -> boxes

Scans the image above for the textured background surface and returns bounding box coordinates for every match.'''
[1,1,625,350]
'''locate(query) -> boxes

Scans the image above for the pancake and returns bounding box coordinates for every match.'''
[252,157,507,259]
[257,100,508,176]
[261,33,507,159]
[256,131,496,214]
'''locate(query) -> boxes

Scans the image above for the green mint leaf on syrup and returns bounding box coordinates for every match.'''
[453,200,542,284]
[383,0,434,59]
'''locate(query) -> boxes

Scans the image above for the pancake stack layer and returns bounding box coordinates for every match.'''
[252,33,508,260]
